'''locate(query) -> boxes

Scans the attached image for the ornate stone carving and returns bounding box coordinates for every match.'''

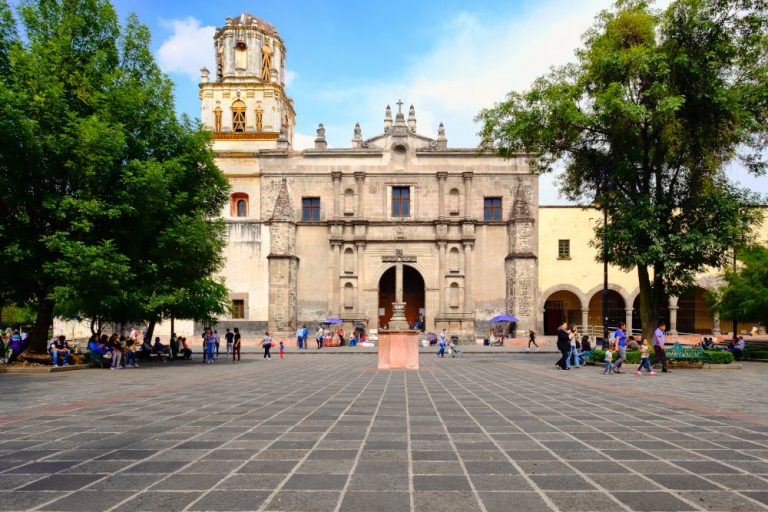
[393,220,408,240]
[435,223,448,239]
[512,178,533,220]
[461,222,475,239]
[329,224,343,240]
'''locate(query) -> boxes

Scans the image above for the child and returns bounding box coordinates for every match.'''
[279,341,285,359]
[635,339,655,375]
[603,345,614,375]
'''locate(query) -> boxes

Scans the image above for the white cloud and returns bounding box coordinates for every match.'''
[157,17,215,81]
[310,0,673,204]
[284,69,297,88]
[292,131,317,150]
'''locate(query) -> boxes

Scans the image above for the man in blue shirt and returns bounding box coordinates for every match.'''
[611,322,628,373]
[651,321,670,372]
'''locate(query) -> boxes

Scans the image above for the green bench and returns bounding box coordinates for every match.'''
[666,342,710,367]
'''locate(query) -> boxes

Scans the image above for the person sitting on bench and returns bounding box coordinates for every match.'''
[49,335,71,367]
[153,337,171,361]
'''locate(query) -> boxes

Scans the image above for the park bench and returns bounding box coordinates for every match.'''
[666,342,710,368]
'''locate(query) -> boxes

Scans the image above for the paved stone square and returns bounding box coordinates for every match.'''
[1,354,767,511]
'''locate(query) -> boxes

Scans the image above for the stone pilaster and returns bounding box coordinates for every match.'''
[505,178,538,335]
[267,178,298,336]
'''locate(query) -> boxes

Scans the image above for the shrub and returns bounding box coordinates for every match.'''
[705,351,734,364]
[747,349,768,360]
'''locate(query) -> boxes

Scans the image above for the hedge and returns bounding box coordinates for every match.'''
[747,349,768,360]
[589,349,733,365]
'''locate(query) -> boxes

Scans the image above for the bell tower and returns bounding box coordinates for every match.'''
[199,13,295,150]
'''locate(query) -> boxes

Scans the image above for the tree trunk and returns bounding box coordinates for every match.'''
[637,265,658,342]
[145,318,157,343]
[27,298,54,354]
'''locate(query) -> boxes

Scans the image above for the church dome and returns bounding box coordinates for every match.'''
[228,13,279,36]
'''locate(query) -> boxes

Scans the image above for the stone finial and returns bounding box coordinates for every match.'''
[395,100,405,125]
[407,105,416,133]
[277,122,290,150]
[512,179,533,220]
[384,105,392,133]
[314,123,327,150]
[436,122,447,149]
[200,67,210,83]
[352,122,363,148]
[225,17,233,26]
[270,177,295,222]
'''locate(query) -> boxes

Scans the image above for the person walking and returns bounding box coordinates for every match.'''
[650,321,670,373]
[225,328,234,358]
[437,329,447,358]
[213,330,221,359]
[301,325,309,350]
[611,322,628,373]
[296,326,304,350]
[262,332,272,359]
[232,327,241,363]
[279,341,285,359]
[635,339,655,375]
[528,329,539,351]
[603,345,614,375]
[555,322,570,370]
[566,324,580,369]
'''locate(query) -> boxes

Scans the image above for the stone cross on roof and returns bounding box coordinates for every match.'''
[396,99,403,113]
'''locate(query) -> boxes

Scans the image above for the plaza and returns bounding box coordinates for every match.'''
[1,355,767,511]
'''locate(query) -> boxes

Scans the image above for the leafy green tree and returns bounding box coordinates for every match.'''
[478,0,766,339]
[0,1,229,352]
[709,244,768,328]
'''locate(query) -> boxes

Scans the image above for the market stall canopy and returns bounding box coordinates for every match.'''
[323,317,343,324]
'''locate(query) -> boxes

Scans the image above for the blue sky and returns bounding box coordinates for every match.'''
[56,1,768,203]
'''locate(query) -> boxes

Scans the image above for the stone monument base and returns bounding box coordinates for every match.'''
[378,330,420,370]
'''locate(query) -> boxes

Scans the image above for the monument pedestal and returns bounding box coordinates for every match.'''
[378,330,420,370]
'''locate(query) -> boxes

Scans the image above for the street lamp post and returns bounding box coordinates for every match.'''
[602,199,609,349]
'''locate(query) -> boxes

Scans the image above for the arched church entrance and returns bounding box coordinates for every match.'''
[378,265,425,329]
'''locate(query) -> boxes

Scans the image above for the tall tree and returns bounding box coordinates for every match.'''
[0,1,228,352]
[708,244,768,328]
[478,0,766,339]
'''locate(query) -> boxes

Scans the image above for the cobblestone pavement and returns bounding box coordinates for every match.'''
[1,354,767,511]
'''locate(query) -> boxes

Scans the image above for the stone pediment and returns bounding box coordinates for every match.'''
[363,130,436,151]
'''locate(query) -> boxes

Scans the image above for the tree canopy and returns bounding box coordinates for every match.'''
[0,0,230,352]
[477,0,767,338]
[710,244,768,328]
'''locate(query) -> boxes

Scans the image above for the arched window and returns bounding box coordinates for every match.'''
[449,247,460,273]
[214,107,222,132]
[344,283,354,310]
[231,100,246,133]
[344,189,354,216]
[449,282,460,309]
[449,188,460,215]
[230,193,249,217]
[344,247,355,274]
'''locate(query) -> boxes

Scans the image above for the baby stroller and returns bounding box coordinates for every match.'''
[448,336,463,358]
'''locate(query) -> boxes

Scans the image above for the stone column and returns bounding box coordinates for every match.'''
[463,172,473,219]
[395,262,403,304]
[712,312,721,336]
[354,172,365,218]
[437,172,447,218]
[625,308,633,337]
[668,296,679,335]
[331,242,341,314]
[463,241,474,313]
[356,241,365,313]
[331,171,342,218]
[438,241,447,313]
[581,309,589,336]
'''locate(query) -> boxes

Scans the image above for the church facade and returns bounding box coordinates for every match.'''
[203,14,539,340]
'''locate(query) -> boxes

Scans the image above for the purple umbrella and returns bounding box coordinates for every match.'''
[490,314,519,323]
[323,317,343,325]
